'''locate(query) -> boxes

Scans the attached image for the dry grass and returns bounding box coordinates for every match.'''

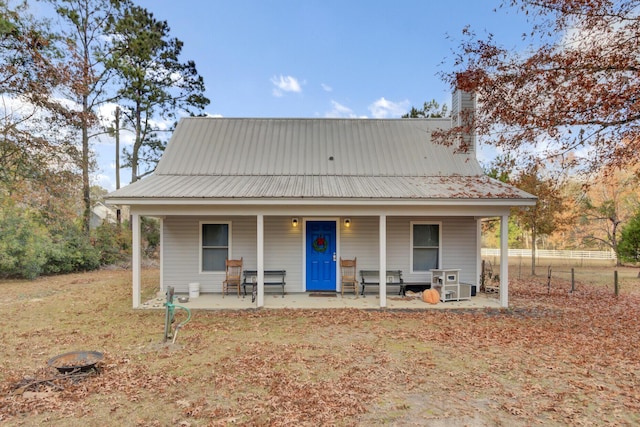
[0,266,639,426]
[506,261,639,293]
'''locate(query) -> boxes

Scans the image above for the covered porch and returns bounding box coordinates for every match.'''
[129,208,512,310]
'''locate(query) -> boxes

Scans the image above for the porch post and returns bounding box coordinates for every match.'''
[257,213,265,307]
[379,214,387,308]
[132,212,141,308]
[476,218,482,288]
[500,214,509,307]
[159,217,164,294]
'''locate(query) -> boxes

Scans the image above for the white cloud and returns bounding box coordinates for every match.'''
[321,83,333,92]
[271,75,302,97]
[95,102,178,147]
[96,102,121,128]
[92,172,113,190]
[324,100,358,118]
[368,97,410,118]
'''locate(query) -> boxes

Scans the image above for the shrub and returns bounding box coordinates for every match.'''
[618,210,640,264]
[92,221,131,265]
[0,204,51,279]
[141,216,159,257]
[43,222,101,274]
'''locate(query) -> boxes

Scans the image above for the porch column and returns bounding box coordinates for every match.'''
[256,214,265,307]
[476,218,482,287]
[132,212,141,308]
[159,217,164,294]
[500,214,509,307]
[379,214,387,308]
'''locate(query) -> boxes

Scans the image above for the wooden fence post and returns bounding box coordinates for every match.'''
[547,266,552,294]
[518,256,522,279]
[571,268,575,293]
[614,270,619,297]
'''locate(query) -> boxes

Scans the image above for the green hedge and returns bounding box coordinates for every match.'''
[0,203,131,279]
[0,205,50,279]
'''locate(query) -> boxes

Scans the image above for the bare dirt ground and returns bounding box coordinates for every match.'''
[0,265,639,426]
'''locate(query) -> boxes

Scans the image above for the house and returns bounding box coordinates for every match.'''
[90,202,118,229]
[106,92,536,309]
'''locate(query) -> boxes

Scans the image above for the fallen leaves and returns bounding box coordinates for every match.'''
[1,269,640,425]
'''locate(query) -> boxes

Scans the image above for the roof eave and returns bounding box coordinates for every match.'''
[106,197,537,207]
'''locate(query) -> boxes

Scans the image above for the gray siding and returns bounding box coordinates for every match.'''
[340,216,379,268]
[341,216,478,286]
[387,217,477,285]
[264,217,303,291]
[163,216,303,294]
[163,216,258,293]
[163,216,200,292]
[440,217,478,284]
[162,215,478,294]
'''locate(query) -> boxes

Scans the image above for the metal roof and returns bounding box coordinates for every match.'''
[108,175,533,200]
[154,117,482,176]
[107,118,536,204]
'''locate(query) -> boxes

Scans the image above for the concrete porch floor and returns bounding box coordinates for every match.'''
[141,290,503,311]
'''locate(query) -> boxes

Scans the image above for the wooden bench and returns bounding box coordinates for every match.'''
[359,270,405,296]
[242,270,286,302]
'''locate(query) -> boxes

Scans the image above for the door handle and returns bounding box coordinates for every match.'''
[333,252,337,262]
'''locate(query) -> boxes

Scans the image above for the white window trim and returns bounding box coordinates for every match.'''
[199,221,232,274]
[409,221,442,274]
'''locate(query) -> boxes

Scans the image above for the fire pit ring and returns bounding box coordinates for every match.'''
[47,351,104,374]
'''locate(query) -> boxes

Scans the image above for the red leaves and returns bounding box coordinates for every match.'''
[444,0,640,174]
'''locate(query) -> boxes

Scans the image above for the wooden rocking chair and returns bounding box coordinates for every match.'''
[482,260,500,294]
[223,258,243,298]
[340,257,358,297]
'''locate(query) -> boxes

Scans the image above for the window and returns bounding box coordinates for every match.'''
[201,223,229,272]
[411,223,440,272]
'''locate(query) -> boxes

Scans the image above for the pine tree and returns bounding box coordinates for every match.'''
[105,4,209,183]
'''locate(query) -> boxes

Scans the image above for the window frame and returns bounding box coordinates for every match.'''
[199,221,232,273]
[409,221,442,274]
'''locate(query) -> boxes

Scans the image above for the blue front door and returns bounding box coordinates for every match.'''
[306,221,337,291]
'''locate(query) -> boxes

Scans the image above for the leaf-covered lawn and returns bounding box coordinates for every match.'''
[1,268,639,426]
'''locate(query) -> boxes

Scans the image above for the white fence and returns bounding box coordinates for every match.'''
[481,248,616,260]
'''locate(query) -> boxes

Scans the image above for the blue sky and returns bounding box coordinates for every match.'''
[91,1,532,190]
